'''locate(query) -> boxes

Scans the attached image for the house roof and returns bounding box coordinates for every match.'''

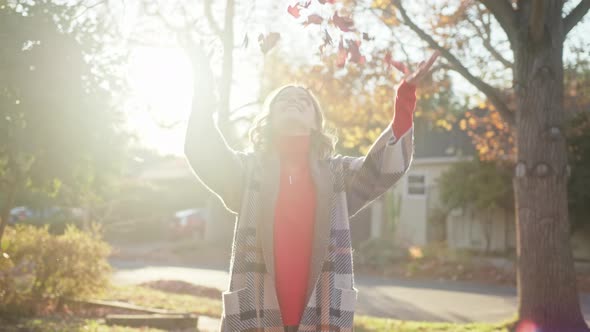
[413,117,476,159]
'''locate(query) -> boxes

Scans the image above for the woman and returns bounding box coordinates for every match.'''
[184,44,439,332]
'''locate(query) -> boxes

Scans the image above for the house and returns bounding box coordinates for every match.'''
[355,116,518,253]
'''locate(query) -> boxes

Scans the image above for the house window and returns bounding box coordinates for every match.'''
[407,173,426,196]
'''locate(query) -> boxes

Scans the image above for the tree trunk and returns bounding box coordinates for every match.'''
[513,1,587,330]
[0,182,18,244]
[217,0,235,137]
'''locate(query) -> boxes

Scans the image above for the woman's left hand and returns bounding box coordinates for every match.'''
[394,50,441,86]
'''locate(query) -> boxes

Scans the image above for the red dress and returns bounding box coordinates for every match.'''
[273,80,417,326]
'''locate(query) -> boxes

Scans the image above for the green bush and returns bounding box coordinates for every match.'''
[0,223,113,316]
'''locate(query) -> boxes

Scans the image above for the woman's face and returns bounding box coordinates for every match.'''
[270,87,318,136]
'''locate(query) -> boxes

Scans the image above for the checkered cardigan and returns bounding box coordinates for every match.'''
[185,119,414,332]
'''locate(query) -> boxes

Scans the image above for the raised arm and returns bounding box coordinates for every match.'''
[342,80,417,218]
[183,42,247,214]
[342,51,439,218]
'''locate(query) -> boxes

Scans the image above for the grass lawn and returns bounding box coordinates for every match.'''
[0,315,514,332]
[1,283,515,331]
[0,316,165,332]
[354,315,513,331]
[96,283,223,317]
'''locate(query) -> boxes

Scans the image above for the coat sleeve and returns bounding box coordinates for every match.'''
[340,125,414,218]
[340,81,416,218]
[183,59,247,215]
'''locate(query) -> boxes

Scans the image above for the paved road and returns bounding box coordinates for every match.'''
[110,259,590,324]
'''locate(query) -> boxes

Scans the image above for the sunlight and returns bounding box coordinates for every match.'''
[124,45,259,156]
[124,46,193,156]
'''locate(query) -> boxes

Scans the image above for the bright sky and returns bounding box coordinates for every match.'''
[121,1,590,157]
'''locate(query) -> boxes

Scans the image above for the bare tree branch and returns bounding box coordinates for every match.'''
[394,0,516,127]
[478,0,518,47]
[465,13,513,68]
[564,0,590,36]
[204,0,224,39]
[369,8,411,61]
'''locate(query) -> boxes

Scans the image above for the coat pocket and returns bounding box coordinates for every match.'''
[222,287,247,316]
[335,286,358,312]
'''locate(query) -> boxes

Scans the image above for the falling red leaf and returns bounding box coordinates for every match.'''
[287,3,301,18]
[332,12,355,32]
[258,32,280,54]
[347,39,364,64]
[323,29,333,45]
[304,14,324,26]
[319,29,333,55]
[242,34,249,48]
[362,32,374,41]
[384,51,392,69]
[336,37,347,67]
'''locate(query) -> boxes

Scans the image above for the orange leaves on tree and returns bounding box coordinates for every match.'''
[258,32,280,54]
[459,106,515,162]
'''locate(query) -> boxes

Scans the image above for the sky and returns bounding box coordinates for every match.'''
[119,0,590,157]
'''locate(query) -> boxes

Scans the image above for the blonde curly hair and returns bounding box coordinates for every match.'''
[248,84,338,160]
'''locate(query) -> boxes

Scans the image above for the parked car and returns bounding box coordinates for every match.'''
[9,206,34,224]
[171,208,207,239]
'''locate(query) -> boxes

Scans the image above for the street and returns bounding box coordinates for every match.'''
[110,259,590,324]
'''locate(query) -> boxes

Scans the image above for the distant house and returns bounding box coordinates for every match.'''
[352,117,518,253]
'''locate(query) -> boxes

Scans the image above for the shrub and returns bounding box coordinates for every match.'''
[0,223,113,316]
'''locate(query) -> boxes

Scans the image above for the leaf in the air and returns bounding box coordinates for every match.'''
[332,12,355,32]
[304,14,324,26]
[336,37,348,67]
[241,34,249,48]
[288,3,301,18]
[347,39,365,64]
[319,29,333,55]
[258,32,281,53]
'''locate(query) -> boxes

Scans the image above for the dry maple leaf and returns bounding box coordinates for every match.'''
[287,3,301,18]
[258,32,280,53]
[336,37,348,67]
[332,12,355,32]
[347,39,365,64]
[304,14,324,26]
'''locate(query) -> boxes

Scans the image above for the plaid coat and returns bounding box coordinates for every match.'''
[185,114,414,331]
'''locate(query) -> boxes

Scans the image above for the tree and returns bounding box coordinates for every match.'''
[0,1,129,242]
[366,0,590,329]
